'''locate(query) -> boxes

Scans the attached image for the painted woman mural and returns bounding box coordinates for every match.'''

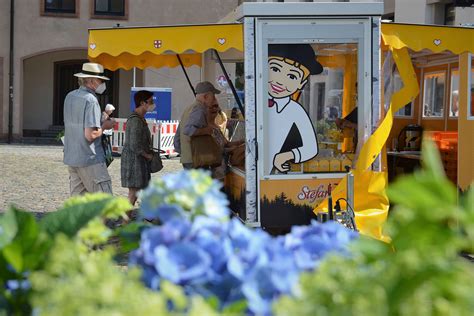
[267,44,323,173]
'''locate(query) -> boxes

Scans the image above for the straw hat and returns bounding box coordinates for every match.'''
[74,62,110,80]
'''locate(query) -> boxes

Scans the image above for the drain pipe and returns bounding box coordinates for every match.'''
[7,0,14,143]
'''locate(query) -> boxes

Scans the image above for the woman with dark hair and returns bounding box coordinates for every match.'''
[121,90,156,205]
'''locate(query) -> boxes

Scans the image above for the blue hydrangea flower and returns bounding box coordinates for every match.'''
[242,268,278,315]
[189,216,232,275]
[154,242,212,285]
[137,218,191,266]
[227,220,271,281]
[141,204,187,222]
[139,170,230,222]
[129,250,160,290]
[6,279,31,291]
[284,220,358,270]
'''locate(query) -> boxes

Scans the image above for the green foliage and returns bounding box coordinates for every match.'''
[0,193,218,315]
[113,221,150,255]
[30,235,168,316]
[0,209,18,249]
[78,218,114,249]
[40,193,131,238]
[0,194,131,315]
[30,235,215,316]
[55,129,64,141]
[0,208,50,315]
[274,140,474,316]
[1,208,50,273]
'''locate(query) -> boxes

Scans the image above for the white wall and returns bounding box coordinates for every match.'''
[144,66,201,120]
[118,68,143,119]
[455,6,474,26]
[395,0,431,24]
[384,0,395,14]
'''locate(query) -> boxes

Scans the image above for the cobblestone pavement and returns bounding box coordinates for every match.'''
[0,144,183,213]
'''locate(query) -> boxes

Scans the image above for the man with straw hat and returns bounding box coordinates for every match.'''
[63,62,115,195]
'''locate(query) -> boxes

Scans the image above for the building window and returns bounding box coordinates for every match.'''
[92,0,127,18]
[395,102,413,117]
[444,3,456,26]
[41,0,78,17]
[422,71,446,119]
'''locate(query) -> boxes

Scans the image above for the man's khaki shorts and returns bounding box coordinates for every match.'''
[68,162,113,196]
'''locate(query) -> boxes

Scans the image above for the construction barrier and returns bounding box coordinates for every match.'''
[111,118,127,154]
[158,120,179,158]
[111,118,179,158]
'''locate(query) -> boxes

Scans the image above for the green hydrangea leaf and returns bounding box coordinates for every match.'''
[1,208,50,272]
[0,208,18,249]
[39,193,131,238]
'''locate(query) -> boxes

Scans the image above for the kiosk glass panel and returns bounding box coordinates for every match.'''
[422,72,446,118]
[265,43,358,175]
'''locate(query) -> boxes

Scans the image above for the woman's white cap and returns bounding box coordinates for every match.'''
[105,104,115,112]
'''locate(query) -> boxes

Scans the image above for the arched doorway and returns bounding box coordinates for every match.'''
[53,60,119,126]
[22,50,120,137]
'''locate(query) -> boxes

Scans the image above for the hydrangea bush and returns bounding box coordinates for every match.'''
[131,170,358,315]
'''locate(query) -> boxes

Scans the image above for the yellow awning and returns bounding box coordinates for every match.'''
[381,23,474,54]
[88,23,243,70]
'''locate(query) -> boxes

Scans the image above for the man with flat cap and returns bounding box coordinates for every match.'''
[267,44,323,174]
[63,62,115,195]
[174,81,221,169]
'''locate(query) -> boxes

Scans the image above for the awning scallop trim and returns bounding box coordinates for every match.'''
[88,23,243,70]
[381,23,474,54]
[90,52,202,71]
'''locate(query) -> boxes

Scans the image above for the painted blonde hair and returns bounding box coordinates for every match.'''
[269,56,311,80]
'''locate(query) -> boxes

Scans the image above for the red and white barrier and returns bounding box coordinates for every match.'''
[111,118,127,154]
[111,118,179,158]
[157,120,179,158]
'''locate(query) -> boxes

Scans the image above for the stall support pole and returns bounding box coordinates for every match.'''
[213,49,245,118]
[176,54,196,97]
[8,0,14,143]
[133,67,136,87]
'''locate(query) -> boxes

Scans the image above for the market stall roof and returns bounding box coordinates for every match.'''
[88,23,243,70]
[87,22,472,71]
[381,23,474,54]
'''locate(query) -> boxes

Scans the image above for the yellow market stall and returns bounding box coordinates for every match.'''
[86,2,473,240]
[381,23,474,191]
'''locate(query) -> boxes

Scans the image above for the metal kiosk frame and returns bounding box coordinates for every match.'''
[225,2,383,229]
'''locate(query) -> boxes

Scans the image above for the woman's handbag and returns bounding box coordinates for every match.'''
[191,135,223,168]
[229,143,245,167]
[149,149,164,173]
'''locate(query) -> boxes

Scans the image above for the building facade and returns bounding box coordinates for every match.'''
[0,0,472,142]
[244,0,473,25]
[0,0,237,141]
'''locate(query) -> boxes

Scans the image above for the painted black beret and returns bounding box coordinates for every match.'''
[269,44,323,75]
